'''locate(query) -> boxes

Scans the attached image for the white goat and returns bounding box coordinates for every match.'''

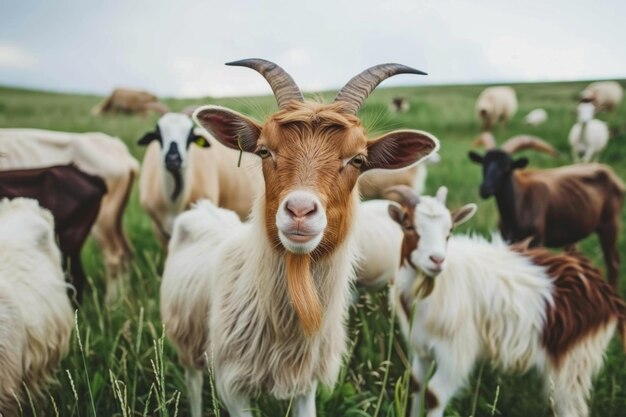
[568,101,610,162]
[160,59,439,417]
[0,128,139,302]
[581,81,623,112]
[524,108,548,126]
[138,112,261,247]
[387,185,626,417]
[475,86,518,131]
[0,198,73,416]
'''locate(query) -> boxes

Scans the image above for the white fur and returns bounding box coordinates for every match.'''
[0,198,73,415]
[568,103,610,162]
[139,113,261,247]
[354,199,403,287]
[391,194,617,417]
[524,108,548,126]
[0,128,139,303]
[581,81,623,111]
[475,86,518,129]
[161,197,359,417]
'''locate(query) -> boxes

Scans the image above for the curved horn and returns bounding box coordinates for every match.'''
[384,185,420,208]
[226,58,303,109]
[471,131,497,150]
[145,101,170,115]
[335,64,426,114]
[501,135,559,156]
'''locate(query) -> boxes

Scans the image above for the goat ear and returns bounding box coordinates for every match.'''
[193,106,261,153]
[512,157,529,170]
[451,203,477,227]
[363,130,439,173]
[137,131,160,146]
[388,204,405,226]
[436,186,448,204]
[468,151,484,164]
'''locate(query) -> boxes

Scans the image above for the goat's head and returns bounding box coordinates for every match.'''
[194,59,439,334]
[468,133,557,198]
[386,186,476,296]
[138,112,209,200]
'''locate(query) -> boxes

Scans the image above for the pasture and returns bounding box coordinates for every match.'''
[1,79,625,417]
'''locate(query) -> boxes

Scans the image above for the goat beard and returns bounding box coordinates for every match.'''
[285,253,322,336]
[412,270,436,299]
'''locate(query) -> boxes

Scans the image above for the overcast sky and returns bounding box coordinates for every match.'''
[1,0,625,98]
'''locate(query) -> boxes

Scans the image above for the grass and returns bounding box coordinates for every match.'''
[1,78,626,416]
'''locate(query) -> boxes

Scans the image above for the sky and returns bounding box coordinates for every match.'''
[1,0,625,98]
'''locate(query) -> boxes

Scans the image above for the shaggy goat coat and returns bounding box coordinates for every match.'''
[162,199,358,400]
[0,198,73,415]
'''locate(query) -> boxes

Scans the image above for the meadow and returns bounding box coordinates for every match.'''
[0,78,625,417]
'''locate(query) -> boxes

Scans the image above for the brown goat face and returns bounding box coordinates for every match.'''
[195,102,439,257]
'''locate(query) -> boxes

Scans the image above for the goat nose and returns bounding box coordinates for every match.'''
[429,255,444,266]
[285,199,317,219]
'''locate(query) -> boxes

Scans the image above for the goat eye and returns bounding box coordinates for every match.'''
[350,155,365,168]
[256,146,271,159]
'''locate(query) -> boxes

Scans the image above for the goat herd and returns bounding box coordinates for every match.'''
[0,59,624,417]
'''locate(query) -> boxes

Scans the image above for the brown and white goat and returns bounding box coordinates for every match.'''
[0,128,139,302]
[387,185,626,417]
[469,132,625,286]
[161,59,439,417]
[138,108,261,247]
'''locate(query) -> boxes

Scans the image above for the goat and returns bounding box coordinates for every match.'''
[475,86,518,131]
[0,165,107,301]
[359,152,440,199]
[138,108,261,247]
[389,96,410,113]
[387,185,626,417]
[569,100,610,162]
[160,59,439,417]
[0,128,139,303]
[469,132,624,286]
[91,87,168,117]
[0,198,74,416]
[523,108,548,126]
[581,81,623,112]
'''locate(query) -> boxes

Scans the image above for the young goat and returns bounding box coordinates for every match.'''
[387,185,626,417]
[568,100,610,162]
[0,198,73,416]
[160,59,439,417]
[469,132,624,286]
[138,109,261,247]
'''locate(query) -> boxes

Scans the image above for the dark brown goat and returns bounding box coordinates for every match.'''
[469,132,625,286]
[0,165,107,301]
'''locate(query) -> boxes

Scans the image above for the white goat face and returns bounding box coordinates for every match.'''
[138,113,210,172]
[411,195,453,277]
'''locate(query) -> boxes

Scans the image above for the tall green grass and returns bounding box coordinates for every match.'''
[0,79,625,416]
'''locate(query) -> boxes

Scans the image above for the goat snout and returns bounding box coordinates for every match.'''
[276,190,327,253]
[285,198,318,220]
[429,255,445,266]
[165,143,182,171]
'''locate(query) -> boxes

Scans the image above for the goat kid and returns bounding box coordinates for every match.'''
[387,185,626,417]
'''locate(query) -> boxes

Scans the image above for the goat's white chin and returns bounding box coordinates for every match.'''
[279,230,324,254]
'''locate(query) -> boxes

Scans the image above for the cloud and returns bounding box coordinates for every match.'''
[0,42,36,69]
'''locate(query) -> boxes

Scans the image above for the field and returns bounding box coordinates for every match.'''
[1,79,625,417]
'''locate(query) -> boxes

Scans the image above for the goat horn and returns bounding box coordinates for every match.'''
[471,131,497,150]
[384,185,420,208]
[335,64,426,114]
[226,58,303,109]
[145,101,170,115]
[501,135,559,156]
